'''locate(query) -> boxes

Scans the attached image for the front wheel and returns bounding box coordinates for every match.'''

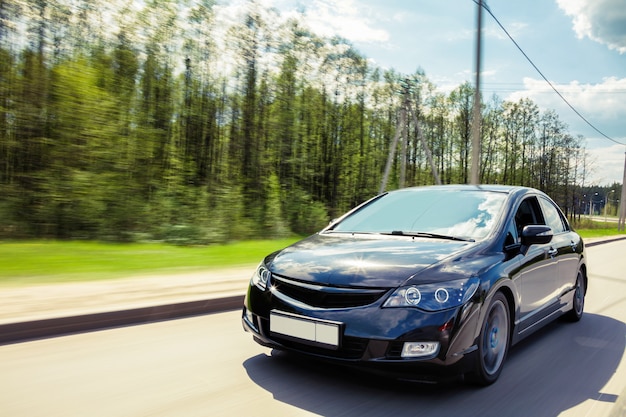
[565,269,585,322]
[468,292,510,386]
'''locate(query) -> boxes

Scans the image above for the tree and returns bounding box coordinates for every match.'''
[449,82,474,184]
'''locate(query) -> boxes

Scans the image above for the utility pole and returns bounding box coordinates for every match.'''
[470,0,483,185]
[619,151,626,231]
[379,90,408,194]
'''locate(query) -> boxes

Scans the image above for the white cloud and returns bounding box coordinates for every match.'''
[506,77,626,135]
[586,143,625,185]
[297,0,390,44]
[556,0,626,53]
[217,0,389,44]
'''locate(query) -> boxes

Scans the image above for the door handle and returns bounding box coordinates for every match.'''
[547,247,558,258]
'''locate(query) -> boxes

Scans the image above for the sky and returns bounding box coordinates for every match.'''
[221,0,626,186]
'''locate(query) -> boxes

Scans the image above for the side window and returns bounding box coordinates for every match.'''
[514,197,544,236]
[539,197,567,234]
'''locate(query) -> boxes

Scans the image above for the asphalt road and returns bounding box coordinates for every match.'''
[1,241,625,417]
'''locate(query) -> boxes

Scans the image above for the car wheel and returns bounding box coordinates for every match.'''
[565,269,585,322]
[468,292,510,386]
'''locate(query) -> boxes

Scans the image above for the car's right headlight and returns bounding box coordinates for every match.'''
[382,277,480,311]
[251,263,272,291]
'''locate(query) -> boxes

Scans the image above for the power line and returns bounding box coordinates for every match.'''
[482,83,626,93]
[476,1,625,146]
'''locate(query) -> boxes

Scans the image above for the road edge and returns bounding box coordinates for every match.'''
[0,295,244,345]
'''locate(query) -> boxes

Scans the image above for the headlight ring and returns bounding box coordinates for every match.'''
[405,287,422,305]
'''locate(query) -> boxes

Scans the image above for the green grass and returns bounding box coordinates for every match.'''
[576,228,626,239]
[0,238,300,285]
[572,217,626,239]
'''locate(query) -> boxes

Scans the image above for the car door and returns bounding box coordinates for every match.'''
[513,196,561,332]
[537,196,581,299]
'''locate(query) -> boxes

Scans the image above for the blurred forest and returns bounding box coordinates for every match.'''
[0,0,611,243]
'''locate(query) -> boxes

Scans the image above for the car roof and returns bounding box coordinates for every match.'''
[390,184,536,194]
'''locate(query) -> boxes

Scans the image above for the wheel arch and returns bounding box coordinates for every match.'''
[580,262,588,295]
[494,285,516,345]
[483,278,517,346]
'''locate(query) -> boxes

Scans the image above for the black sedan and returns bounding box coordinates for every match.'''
[242,185,587,385]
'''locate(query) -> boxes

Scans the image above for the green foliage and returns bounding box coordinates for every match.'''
[157,224,210,246]
[572,217,625,233]
[283,187,330,235]
[264,173,291,238]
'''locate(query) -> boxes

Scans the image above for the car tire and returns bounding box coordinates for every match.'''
[565,269,585,322]
[468,292,510,386]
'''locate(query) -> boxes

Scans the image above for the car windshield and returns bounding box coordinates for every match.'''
[329,188,508,241]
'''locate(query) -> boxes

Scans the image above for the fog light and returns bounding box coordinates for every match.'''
[401,342,440,358]
[244,308,256,331]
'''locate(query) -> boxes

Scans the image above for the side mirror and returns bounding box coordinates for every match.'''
[521,225,553,246]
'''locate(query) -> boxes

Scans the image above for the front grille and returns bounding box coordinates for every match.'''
[271,275,388,308]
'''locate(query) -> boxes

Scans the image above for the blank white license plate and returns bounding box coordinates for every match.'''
[270,310,341,349]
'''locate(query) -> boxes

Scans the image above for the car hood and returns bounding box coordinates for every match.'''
[266,233,475,288]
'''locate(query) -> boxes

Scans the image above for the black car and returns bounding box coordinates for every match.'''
[242,185,587,385]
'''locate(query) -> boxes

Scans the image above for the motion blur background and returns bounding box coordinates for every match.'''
[1,0,624,245]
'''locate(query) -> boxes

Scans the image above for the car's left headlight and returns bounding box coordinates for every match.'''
[382,277,480,311]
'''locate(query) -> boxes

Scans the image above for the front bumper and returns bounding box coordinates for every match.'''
[242,284,482,380]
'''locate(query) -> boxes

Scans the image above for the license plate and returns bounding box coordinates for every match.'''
[270,310,341,349]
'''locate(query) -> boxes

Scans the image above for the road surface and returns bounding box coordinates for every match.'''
[1,241,625,417]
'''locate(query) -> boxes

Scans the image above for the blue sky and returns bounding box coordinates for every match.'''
[222,0,626,185]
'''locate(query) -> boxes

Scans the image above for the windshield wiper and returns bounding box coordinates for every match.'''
[385,230,475,242]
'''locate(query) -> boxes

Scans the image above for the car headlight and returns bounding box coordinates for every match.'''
[382,277,480,311]
[251,263,272,291]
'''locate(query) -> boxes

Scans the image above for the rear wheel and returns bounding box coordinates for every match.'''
[468,292,510,386]
[565,269,585,322]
